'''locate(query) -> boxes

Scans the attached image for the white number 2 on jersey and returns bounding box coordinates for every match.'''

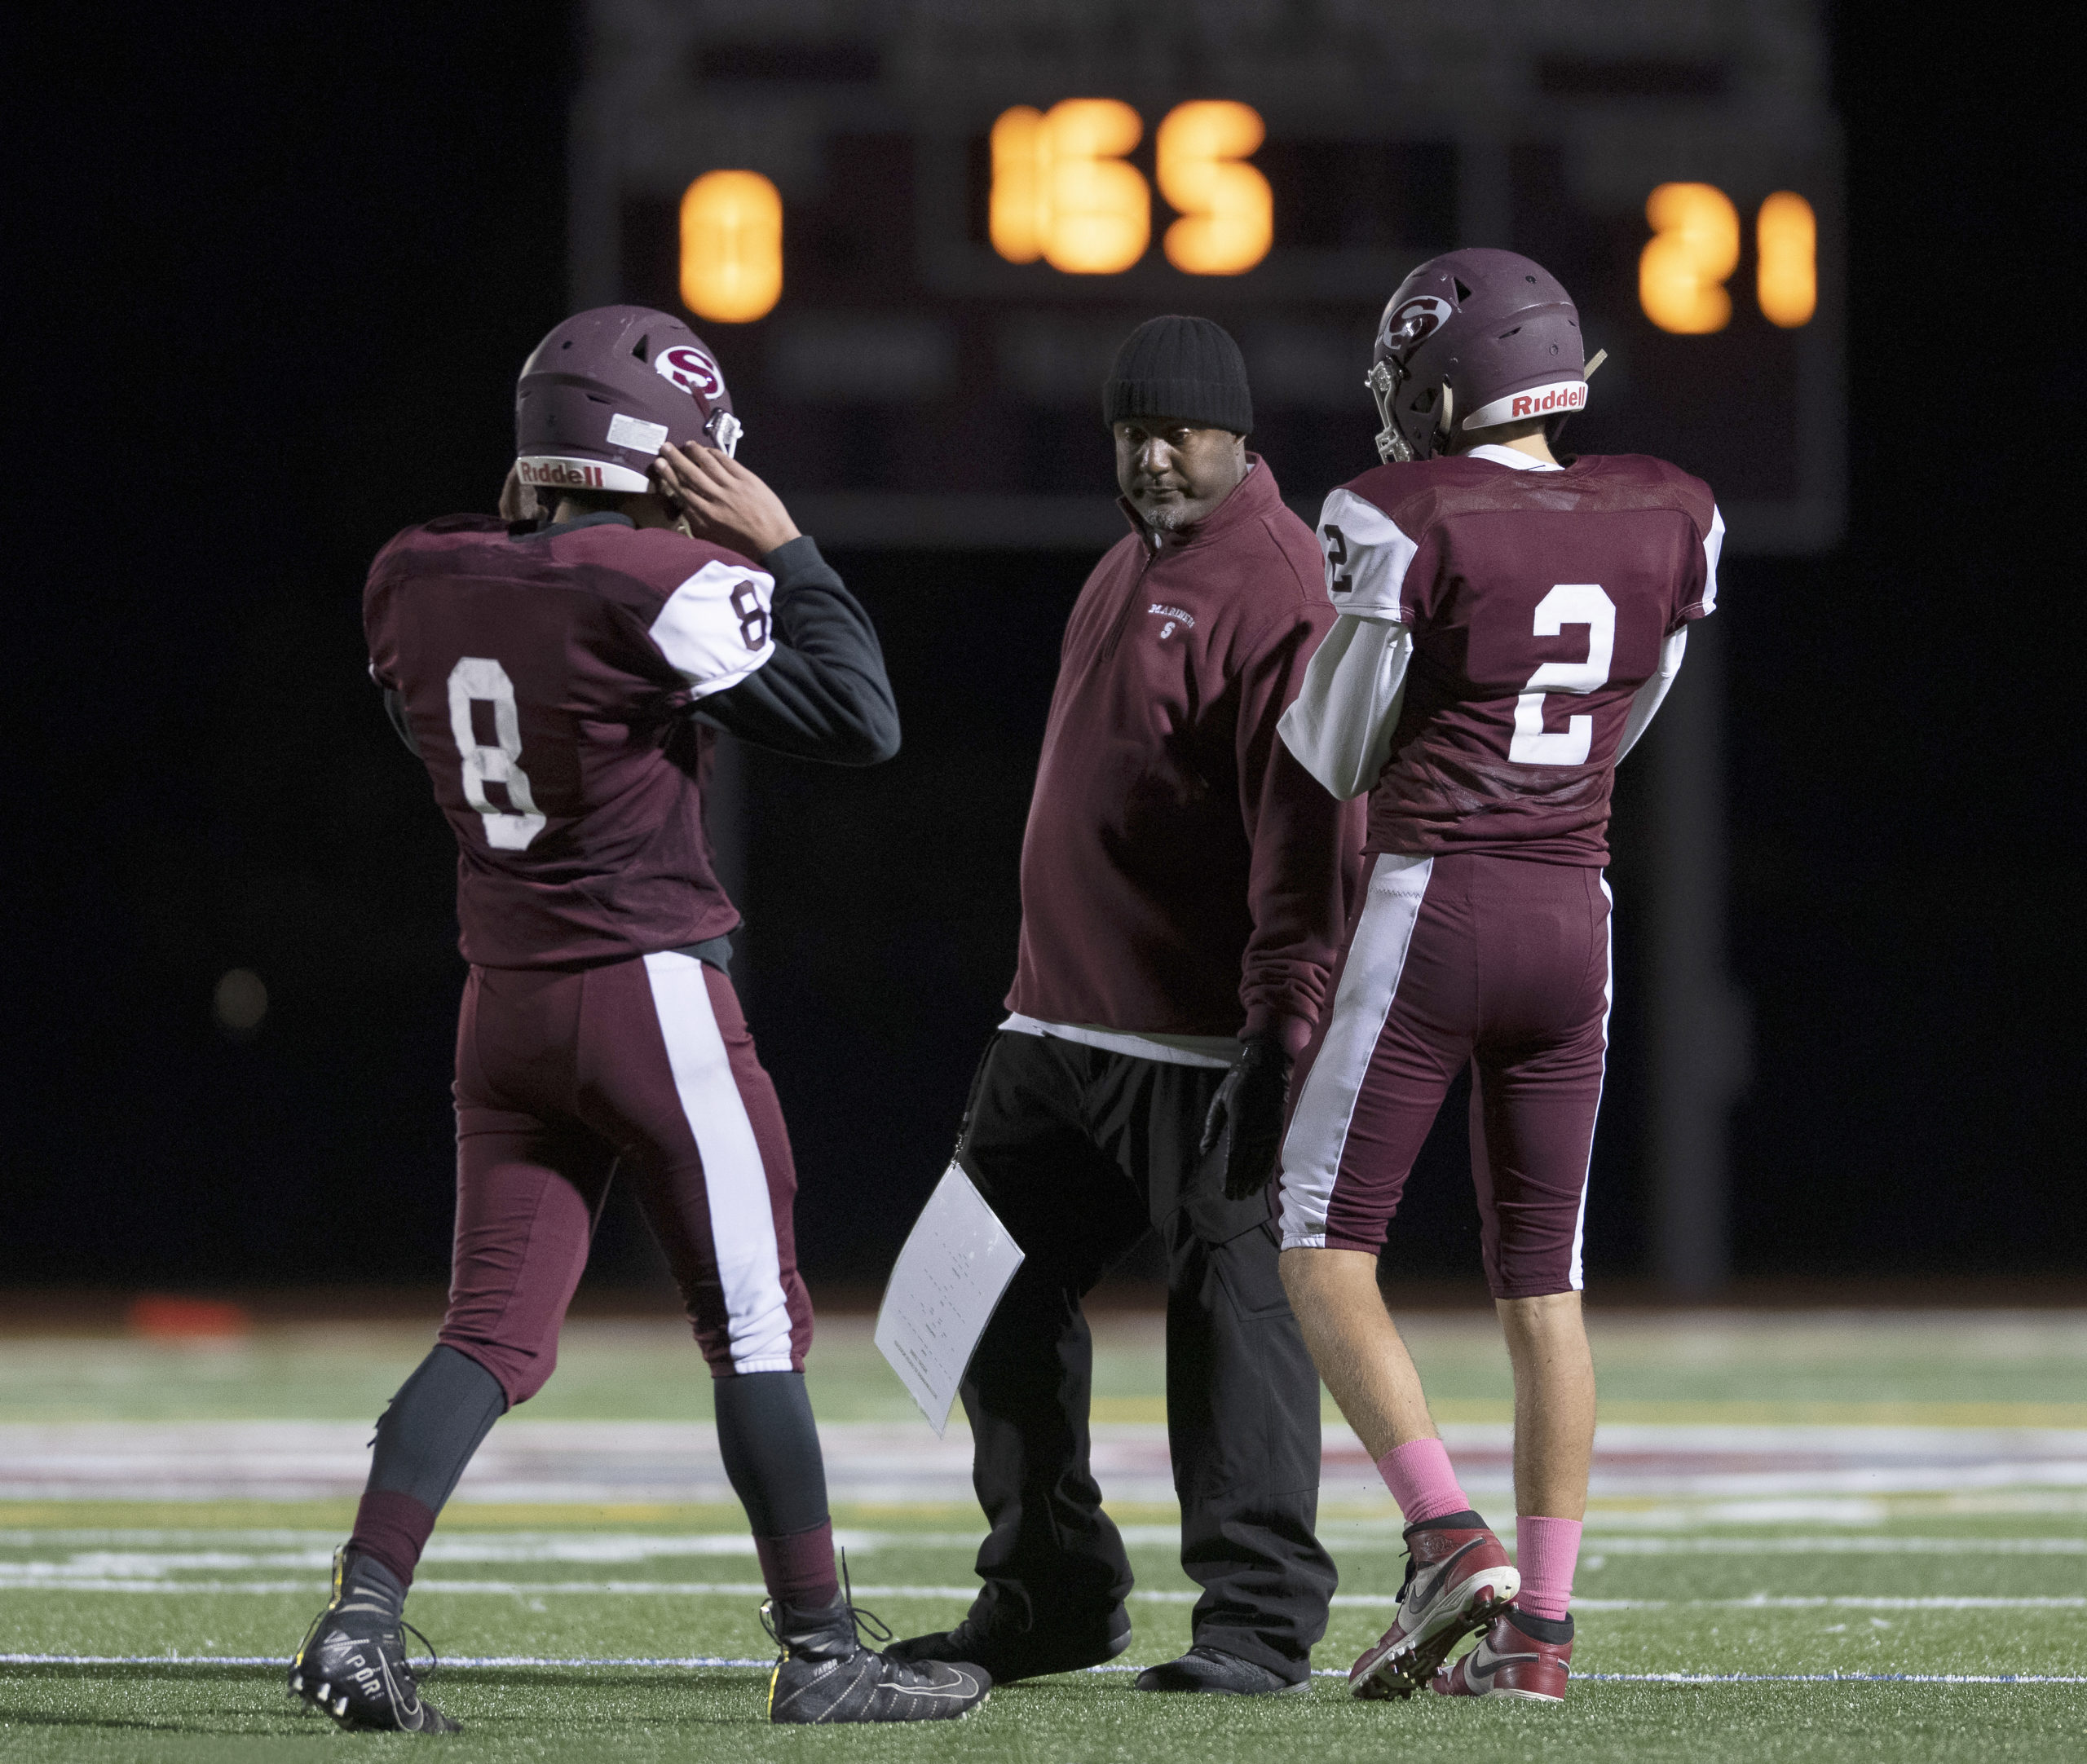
[447,657,547,849]
[1508,584,1616,766]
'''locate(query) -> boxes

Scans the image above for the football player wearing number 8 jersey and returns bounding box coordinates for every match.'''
[288,306,988,1731]
[1273,250,1723,1704]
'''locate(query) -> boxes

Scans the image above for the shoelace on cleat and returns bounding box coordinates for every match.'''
[758,1551,895,1659]
[760,1553,894,1722]
[400,1619,439,1682]
[838,1554,894,1652]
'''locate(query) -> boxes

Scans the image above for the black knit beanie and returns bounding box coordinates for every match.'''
[1101,315,1253,434]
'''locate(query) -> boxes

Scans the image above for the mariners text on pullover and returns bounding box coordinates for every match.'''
[1007,460,1363,1053]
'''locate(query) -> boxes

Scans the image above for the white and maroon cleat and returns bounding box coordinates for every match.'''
[1349,1511,1520,1700]
[1432,1607,1573,1702]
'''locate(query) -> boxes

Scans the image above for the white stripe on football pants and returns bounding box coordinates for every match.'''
[642,951,794,1373]
[1278,853,1433,1250]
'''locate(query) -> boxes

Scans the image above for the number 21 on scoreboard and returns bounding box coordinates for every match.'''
[1640,183,1816,334]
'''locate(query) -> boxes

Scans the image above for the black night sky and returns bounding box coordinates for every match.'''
[11,5,2081,1294]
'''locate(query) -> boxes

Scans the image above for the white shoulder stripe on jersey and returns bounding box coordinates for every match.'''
[642,952,795,1374]
[1278,615,1414,802]
[1317,487,1419,622]
[648,560,777,699]
[1701,505,1726,615]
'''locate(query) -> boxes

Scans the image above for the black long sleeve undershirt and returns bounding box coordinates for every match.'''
[691,535,900,765]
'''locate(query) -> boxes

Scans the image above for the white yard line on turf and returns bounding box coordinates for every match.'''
[2,1654,2084,1687]
[1573,1673,2087,1684]
[1570,1595,2087,1611]
[2,1574,2084,1611]
[8,1532,2087,1565]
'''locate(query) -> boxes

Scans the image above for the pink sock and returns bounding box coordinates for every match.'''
[1375,1438,1471,1524]
[1516,1516,1582,1620]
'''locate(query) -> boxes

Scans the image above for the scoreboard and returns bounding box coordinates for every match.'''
[571,0,1842,553]
[570,0,1810,1288]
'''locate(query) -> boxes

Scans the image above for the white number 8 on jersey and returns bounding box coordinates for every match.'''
[447,657,547,849]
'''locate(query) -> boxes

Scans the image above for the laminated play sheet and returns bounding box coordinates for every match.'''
[874,1164,1025,1436]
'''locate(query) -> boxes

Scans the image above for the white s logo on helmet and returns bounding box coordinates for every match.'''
[1381,296,1454,359]
[655,345,723,400]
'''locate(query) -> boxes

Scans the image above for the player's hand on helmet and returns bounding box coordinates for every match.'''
[499,462,541,524]
[1201,1030,1295,1201]
[652,443,801,560]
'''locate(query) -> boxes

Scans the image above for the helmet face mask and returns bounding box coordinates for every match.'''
[1365,249,1591,464]
[1367,358,1456,464]
[1366,358,1411,463]
[515,306,742,497]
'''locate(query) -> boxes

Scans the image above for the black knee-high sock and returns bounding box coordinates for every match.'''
[345,1345,507,1598]
[714,1371,838,1611]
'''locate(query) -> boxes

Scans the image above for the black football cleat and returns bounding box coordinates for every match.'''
[886,1603,1131,1684]
[288,1547,460,1734]
[764,1590,990,1724]
[1136,1643,1309,1695]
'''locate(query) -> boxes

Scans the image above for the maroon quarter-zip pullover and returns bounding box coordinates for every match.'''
[1006,459,1364,1053]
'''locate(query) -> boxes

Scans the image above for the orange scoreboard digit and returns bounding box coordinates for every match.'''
[583,8,1842,552]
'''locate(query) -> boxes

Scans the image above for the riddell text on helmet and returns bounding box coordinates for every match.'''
[1509,384,1586,419]
[518,460,609,488]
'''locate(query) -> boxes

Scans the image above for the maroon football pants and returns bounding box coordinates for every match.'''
[1277,852,1611,1298]
[439,950,812,1404]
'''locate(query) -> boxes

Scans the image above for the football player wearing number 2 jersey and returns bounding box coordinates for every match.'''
[287,306,988,1731]
[1274,250,1723,1704]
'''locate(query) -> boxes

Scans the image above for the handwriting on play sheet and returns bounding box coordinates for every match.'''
[875,1165,1026,1436]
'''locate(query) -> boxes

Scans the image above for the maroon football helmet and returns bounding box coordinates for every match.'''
[1366,249,1594,463]
[514,305,742,497]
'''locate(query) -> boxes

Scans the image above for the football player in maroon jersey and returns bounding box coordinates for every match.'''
[1273,250,1723,1703]
[287,306,987,1731]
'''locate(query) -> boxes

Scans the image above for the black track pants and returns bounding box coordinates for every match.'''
[955,1029,1336,1678]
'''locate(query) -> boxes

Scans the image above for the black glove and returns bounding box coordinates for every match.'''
[1200,1030,1295,1201]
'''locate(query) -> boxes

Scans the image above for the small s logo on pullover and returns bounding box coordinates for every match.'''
[1148,603,1195,641]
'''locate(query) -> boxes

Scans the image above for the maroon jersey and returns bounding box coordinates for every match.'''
[1005,461,1364,1047]
[1319,449,1722,864]
[364,513,777,968]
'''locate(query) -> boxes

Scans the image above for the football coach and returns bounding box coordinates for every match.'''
[890,317,1363,1694]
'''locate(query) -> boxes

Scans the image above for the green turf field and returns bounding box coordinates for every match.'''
[4,1309,2085,1760]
